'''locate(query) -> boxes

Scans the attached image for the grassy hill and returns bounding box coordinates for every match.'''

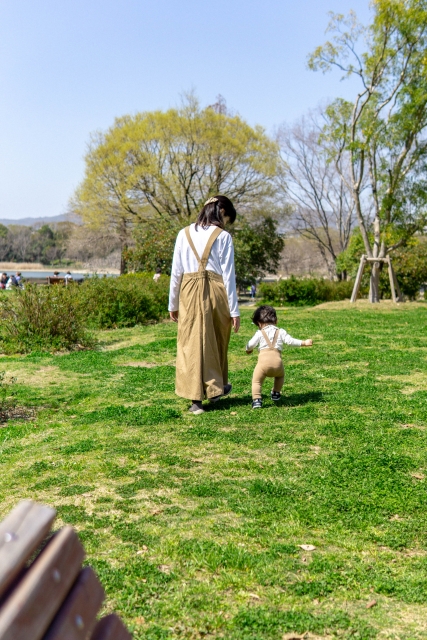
[1,303,427,639]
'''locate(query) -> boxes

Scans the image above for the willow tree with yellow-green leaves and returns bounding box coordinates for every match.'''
[72,96,280,273]
[309,0,427,302]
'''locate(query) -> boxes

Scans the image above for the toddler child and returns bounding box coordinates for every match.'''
[246,305,313,409]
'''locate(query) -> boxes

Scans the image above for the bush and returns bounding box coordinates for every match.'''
[0,284,94,353]
[0,274,170,353]
[78,273,170,328]
[259,276,354,306]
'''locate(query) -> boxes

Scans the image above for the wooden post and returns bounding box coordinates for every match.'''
[350,255,366,303]
[386,256,397,303]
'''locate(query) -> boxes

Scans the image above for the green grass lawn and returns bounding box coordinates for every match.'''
[1,302,427,639]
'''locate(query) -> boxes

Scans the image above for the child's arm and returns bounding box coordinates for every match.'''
[246,331,260,354]
[280,329,313,347]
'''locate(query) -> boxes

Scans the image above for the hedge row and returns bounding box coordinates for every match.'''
[79,273,169,329]
[259,277,354,306]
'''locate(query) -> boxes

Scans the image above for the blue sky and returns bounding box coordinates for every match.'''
[0,0,371,220]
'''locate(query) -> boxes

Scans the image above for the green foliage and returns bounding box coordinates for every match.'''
[230,216,284,288]
[259,276,353,306]
[125,219,183,275]
[336,229,366,280]
[0,284,94,353]
[79,273,169,328]
[338,231,427,299]
[392,242,427,299]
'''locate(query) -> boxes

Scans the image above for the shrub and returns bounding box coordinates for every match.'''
[0,284,94,353]
[78,273,170,328]
[259,276,354,306]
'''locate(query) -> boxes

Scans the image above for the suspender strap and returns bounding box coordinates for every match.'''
[271,329,279,348]
[184,225,223,272]
[201,226,222,265]
[260,328,279,350]
[184,227,201,264]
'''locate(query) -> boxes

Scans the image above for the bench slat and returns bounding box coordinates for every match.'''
[0,500,56,599]
[0,525,84,640]
[90,614,132,640]
[43,566,104,640]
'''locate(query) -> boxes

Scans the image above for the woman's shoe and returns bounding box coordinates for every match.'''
[189,402,204,415]
[271,391,281,401]
[209,383,232,403]
[252,399,262,409]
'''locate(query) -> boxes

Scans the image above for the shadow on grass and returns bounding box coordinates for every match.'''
[282,391,324,406]
[206,391,324,411]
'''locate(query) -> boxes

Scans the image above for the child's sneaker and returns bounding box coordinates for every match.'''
[252,398,262,409]
[271,391,281,402]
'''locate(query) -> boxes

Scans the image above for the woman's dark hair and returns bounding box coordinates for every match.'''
[252,305,277,327]
[195,195,237,229]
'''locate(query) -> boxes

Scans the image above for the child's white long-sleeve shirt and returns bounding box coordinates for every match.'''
[168,224,239,317]
[246,324,302,352]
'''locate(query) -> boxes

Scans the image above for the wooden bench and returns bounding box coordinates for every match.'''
[0,500,132,640]
[46,277,67,286]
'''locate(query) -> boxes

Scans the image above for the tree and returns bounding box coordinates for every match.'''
[309,1,427,301]
[277,110,356,279]
[230,215,285,289]
[125,218,183,275]
[71,95,280,273]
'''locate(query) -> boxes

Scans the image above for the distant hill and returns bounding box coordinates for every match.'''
[0,213,82,227]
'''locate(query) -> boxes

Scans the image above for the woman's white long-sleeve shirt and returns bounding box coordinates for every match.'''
[246,324,302,352]
[168,224,240,317]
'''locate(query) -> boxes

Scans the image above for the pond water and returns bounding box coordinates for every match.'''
[5,271,118,280]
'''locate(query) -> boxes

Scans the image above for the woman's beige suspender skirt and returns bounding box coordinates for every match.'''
[175,227,231,401]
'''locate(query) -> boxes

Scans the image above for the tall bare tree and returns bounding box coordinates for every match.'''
[309,2,427,301]
[277,110,357,279]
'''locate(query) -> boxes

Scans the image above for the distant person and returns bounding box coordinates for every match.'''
[15,272,21,284]
[153,268,161,282]
[8,274,18,287]
[246,305,313,409]
[5,274,17,289]
[250,283,256,299]
[0,273,7,290]
[53,271,60,277]
[64,271,73,282]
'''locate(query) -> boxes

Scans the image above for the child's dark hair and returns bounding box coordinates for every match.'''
[195,195,237,230]
[252,305,277,327]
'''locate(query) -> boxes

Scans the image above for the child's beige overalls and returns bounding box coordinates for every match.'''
[252,328,285,399]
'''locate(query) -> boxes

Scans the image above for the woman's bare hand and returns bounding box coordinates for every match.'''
[170,311,179,322]
[232,316,240,333]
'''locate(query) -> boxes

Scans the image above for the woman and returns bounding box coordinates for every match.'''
[169,195,240,415]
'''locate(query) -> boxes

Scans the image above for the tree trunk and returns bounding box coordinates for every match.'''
[119,217,128,275]
[369,262,381,303]
[120,247,127,275]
